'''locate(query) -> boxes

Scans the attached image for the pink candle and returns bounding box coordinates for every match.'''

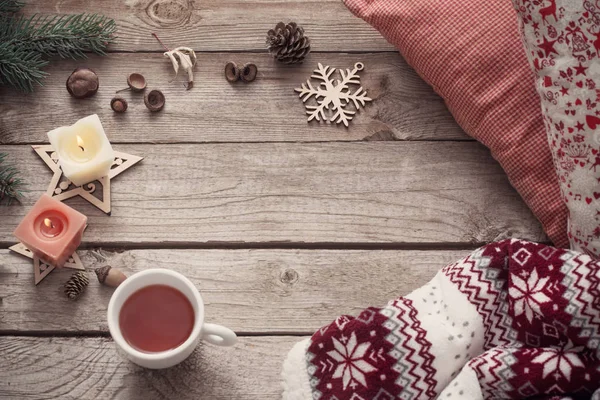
[14,194,87,267]
[39,213,65,238]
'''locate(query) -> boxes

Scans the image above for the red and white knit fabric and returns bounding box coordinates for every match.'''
[282,240,600,399]
[513,0,600,257]
[342,0,568,248]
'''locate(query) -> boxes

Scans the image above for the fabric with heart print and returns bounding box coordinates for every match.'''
[514,0,600,257]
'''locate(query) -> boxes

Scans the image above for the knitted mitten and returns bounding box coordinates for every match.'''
[282,240,600,399]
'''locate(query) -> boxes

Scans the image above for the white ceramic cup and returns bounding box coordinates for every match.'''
[107,268,237,369]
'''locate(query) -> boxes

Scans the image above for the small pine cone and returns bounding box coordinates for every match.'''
[266,22,311,64]
[64,271,90,300]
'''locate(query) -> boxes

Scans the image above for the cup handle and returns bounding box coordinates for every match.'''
[201,323,238,346]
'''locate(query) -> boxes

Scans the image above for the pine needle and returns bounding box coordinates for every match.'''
[0,0,24,14]
[0,153,25,205]
[0,41,48,92]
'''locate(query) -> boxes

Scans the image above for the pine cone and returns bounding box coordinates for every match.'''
[266,22,311,64]
[64,271,90,299]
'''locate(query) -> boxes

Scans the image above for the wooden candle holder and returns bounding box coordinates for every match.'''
[33,145,143,215]
[9,243,85,285]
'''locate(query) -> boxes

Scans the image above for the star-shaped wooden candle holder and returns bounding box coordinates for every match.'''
[33,144,143,215]
[9,145,142,285]
[9,243,85,285]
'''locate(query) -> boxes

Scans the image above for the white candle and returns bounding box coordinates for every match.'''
[48,114,115,186]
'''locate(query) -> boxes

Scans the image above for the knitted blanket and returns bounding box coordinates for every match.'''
[282,240,600,399]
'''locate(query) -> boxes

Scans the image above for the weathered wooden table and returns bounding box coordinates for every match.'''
[0,1,546,398]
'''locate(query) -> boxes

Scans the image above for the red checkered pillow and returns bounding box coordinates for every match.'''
[343,0,568,247]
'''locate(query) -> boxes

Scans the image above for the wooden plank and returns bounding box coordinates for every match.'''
[22,0,394,52]
[0,53,469,144]
[0,336,299,399]
[0,248,459,333]
[0,142,545,246]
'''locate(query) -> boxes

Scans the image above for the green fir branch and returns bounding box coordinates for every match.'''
[0,153,25,205]
[0,0,24,14]
[0,40,48,92]
[1,13,117,59]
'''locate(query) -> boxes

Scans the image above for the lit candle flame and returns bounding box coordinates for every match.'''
[43,218,54,229]
[76,135,85,152]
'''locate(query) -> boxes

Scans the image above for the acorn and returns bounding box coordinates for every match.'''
[117,73,147,93]
[66,68,99,99]
[144,89,165,112]
[110,97,128,113]
[240,63,258,83]
[224,61,240,83]
[95,265,127,288]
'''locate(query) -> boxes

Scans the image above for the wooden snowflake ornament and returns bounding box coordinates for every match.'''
[295,62,372,127]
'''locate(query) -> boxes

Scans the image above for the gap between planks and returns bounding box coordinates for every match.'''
[0,138,476,148]
[103,50,400,54]
[0,138,477,147]
[0,330,309,338]
[0,241,493,251]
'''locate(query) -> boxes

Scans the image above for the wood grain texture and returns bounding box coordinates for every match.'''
[0,142,545,246]
[0,53,468,144]
[0,336,298,399]
[0,249,460,333]
[22,0,394,52]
